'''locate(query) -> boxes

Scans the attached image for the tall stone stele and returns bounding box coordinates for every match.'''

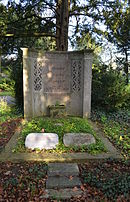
[21,48,93,118]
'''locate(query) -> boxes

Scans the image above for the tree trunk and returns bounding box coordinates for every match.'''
[0,48,1,73]
[56,0,70,51]
[124,49,129,84]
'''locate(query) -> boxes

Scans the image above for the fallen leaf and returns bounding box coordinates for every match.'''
[73,186,78,192]
[0,186,3,194]
[5,171,11,175]
[69,175,73,180]
[80,184,85,191]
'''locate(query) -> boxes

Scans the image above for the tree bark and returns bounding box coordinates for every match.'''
[124,49,129,84]
[0,48,1,73]
[56,0,70,51]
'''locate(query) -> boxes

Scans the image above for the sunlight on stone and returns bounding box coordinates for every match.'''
[47,72,52,78]
[25,133,59,150]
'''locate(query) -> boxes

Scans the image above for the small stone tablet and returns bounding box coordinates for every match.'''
[63,133,96,147]
[25,133,59,150]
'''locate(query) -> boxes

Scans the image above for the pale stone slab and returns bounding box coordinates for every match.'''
[25,133,59,150]
[48,163,79,176]
[42,188,83,199]
[63,133,96,146]
[46,176,81,189]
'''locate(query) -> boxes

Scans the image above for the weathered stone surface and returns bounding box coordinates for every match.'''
[22,48,93,118]
[63,133,96,146]
[42,188,83,199]
[48,163,79,176]
[49,105,66,118]
[25,133,59,150]
[46,176,81,189]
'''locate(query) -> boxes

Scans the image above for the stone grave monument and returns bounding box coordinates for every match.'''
[22,48,93,118]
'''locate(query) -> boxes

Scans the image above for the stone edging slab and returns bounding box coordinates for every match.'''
[0,122,122,163]
[0,151,122,163]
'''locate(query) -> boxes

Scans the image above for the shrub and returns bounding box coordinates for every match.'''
[0,99,11,115]
[92,67,130,111]
[0,75,15,92]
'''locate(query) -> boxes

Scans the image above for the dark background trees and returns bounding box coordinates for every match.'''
[0,0,129,110]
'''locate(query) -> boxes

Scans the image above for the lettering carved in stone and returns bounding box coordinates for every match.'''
[33,60,42,91]
[72,60,82,92]
[43,60,70,93]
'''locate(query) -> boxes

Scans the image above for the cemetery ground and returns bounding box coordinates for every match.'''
[0,100,130,201]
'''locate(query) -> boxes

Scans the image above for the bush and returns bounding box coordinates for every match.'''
[0,99,11,115]
[92,67,130,111]
[0,74,15,92]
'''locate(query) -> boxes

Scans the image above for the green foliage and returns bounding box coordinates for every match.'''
[0,99,22,123]
[3,163,48,198]
[103,1,129,82]
[0,91,13,96]
[91,108,130,125]
[92,67,130,110]
[0,99,11,115]
[103,120,130,158]
[82,161,130,200]
[0,65,15,94]
[14,117,106,154]
[0,75,15,92]
[1,0,128,52]
[91,108,130,158]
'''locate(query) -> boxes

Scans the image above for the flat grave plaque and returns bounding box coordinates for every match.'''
[25,133,59,150]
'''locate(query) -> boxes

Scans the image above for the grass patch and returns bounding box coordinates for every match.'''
[14,117,106,154]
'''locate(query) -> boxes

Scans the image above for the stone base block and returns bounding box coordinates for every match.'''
[48,163,79,176]
[46,176,81,189]
[42,188,83,200]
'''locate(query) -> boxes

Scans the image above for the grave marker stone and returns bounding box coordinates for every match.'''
[22,49,93,118]
[25,133,59,150]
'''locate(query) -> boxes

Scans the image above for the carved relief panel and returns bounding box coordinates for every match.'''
[71,60,82,92]
[33,60,42,91]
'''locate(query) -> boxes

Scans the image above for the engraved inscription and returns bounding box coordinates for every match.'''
[43,60,70,93]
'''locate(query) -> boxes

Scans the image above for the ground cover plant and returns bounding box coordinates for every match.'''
[0,162,48,201]
[91,108,130,158]
[0,160,129,201]
[79,159,130,202]
[14,117,106,154]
